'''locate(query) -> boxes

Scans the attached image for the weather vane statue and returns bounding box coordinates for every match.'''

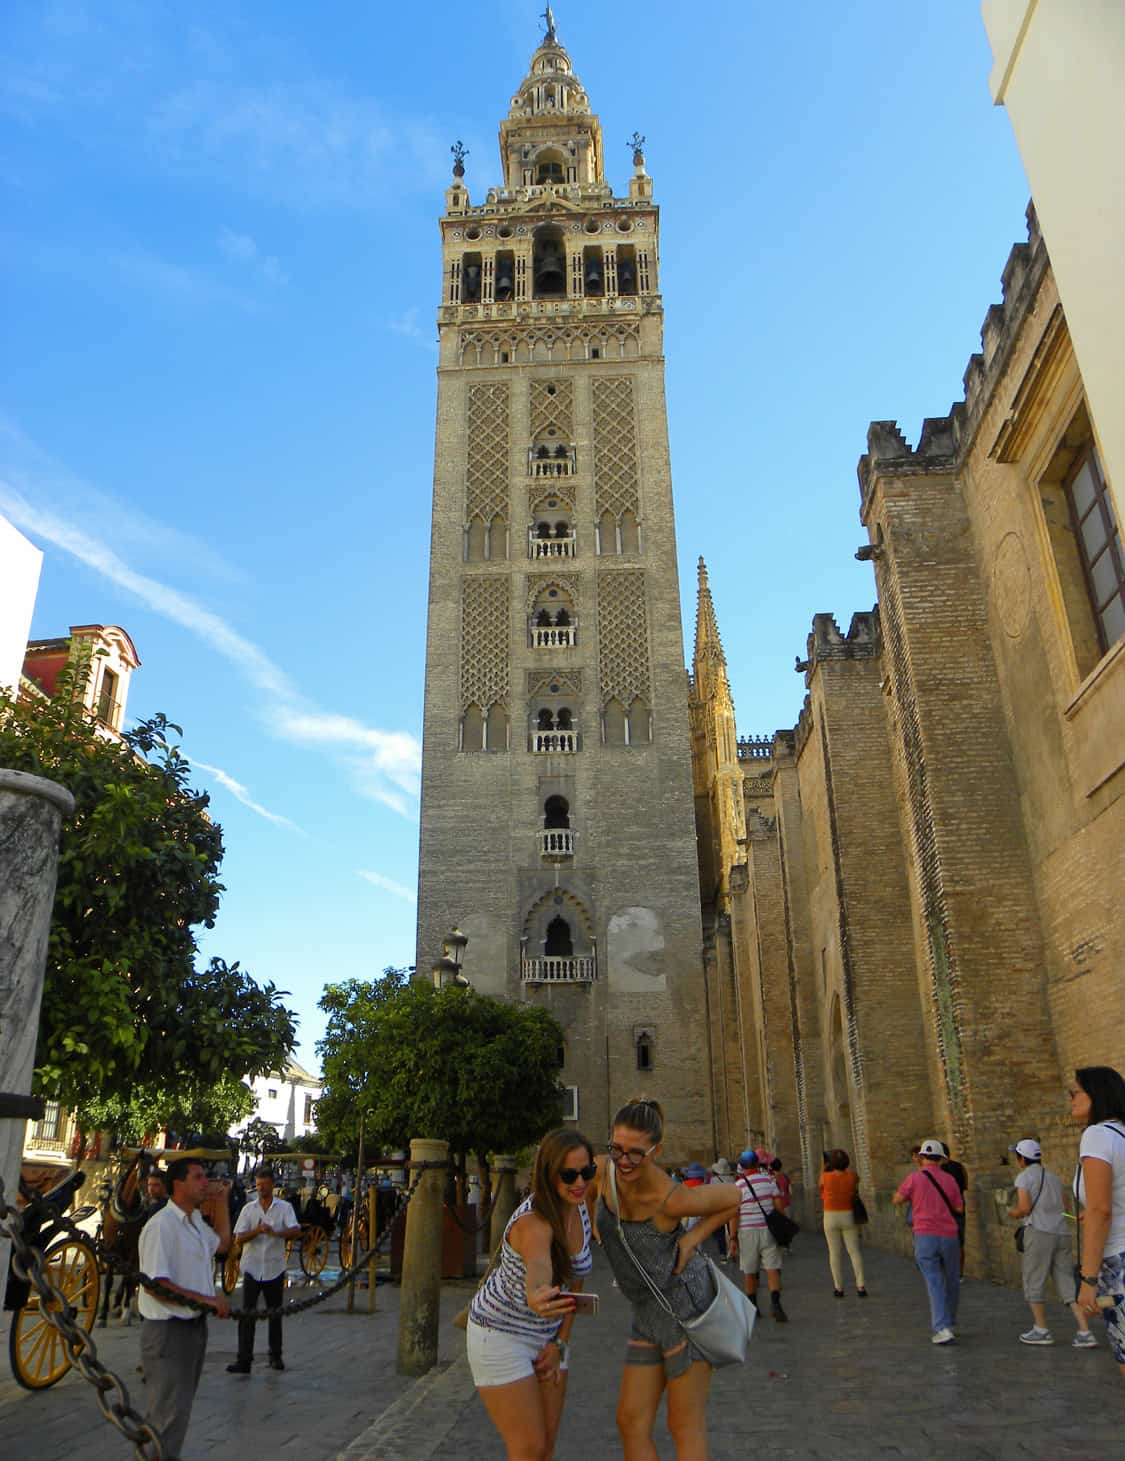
[450,140,468,178]
[628,131,647,165]
[542,5,557,43]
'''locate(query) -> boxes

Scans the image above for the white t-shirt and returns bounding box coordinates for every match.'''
[1014,1165,1067,1236]
[234,1196,300,1282]
[138,1201,220,1320]
[736,1172,779,1230]
[1076,1122,1125,1256]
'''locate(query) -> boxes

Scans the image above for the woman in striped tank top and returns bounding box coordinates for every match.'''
[467,1128,595,1458]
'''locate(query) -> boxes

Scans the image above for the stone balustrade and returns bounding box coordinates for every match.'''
[537,827,575,858]
[532,730,577,753]
[521,955,597,984]
[531,622,577,648]
[529,533,576,559]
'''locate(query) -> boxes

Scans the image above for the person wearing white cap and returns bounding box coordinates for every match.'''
[892,1139,963,1344]
[1007,1138,1095,1348]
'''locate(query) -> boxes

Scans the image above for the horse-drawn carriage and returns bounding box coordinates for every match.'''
[220,1154,340,1292]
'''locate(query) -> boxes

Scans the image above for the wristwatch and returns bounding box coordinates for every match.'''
[1079,1273,1100,1286]
[551,1338,569,1362]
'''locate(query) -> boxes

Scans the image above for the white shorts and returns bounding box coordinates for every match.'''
[466,1318,567,1388]
[739,1225,783,1273]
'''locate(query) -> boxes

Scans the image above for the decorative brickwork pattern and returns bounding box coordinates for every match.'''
[457,320,641,368]
[526,574,579,612]
[530,380,574,440]
[466,383,511,523]
[527,669,582,697]
[597,570,650,705]
[593,377,640,520]
[460,576,510,710]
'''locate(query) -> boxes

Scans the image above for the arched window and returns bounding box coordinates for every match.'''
[536,521,552,540]
[620,509,640,554]
[598,508,618,556]
[488,512,507,561]
[486,704,509,752]
[533,224,567,299]
[462,704,484,752]
[603,699,627,745]
[635,1032,653,1072]
[627,697,652,744]
[536,608,553,627]
[556,707,573,731]
[537,708,555,731]
[544,795,570,829]
[466,517,487,562]
[554,607,570,626]
[554,521,570,539]
[545,916,573,956]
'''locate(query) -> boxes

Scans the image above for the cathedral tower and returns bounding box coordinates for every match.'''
[416,14,712,1156]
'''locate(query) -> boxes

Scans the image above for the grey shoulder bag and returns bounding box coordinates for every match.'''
[606,1159,755,1368]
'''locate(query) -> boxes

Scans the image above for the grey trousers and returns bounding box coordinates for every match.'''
[141,1316,207,1458]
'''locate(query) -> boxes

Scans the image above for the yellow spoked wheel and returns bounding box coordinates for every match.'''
[9,1238,100,1391]
[299,1225,329,1278]
[221,1246,241,1294]
[339,1209,368,1270]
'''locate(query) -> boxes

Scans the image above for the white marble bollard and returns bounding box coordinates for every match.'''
[0,769,74,1239]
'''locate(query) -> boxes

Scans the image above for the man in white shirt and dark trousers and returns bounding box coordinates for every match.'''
[138,1157,231,1458]
[227,1165,301,1374]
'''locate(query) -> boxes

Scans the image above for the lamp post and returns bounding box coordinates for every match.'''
[431,927,469,989]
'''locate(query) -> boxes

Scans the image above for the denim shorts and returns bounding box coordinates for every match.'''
[466,1318,565,1388]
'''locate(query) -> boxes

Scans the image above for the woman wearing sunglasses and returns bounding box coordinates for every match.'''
[466,1127,595,1459]
[591,1097,741,1460]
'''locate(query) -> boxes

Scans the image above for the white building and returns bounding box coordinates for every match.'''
[0,512,43,699]
[232,1058,323,1147]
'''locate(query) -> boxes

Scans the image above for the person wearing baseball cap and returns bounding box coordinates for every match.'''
[1007,1138,1096,1349]
[892,1140,963,1344]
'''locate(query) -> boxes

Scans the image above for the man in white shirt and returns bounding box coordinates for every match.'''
[227,1165,302,1374]
[729,1148,788,1322]
[138,1157,231,1457]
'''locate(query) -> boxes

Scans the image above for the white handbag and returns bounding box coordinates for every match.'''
[606,1160,756,1368]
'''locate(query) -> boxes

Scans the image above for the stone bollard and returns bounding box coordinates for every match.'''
[0,770,74,1258]
[396,1137,448,1376]
[489,1154,519,1256]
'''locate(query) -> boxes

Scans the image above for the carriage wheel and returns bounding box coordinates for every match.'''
[9,1239,100,1391]
[299,1225,329,1278]
[221,1246,241,1295]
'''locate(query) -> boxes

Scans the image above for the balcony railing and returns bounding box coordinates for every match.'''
[533,730,577,753]
[537,827,575,858]
[531,623,577,649]
[529,451,576,478]
[521,955,597,984]
[529,533,576,559]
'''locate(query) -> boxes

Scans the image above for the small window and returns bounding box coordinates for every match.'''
[636,1033,653,1072]
[303,1093,314,1125]
[501,351,509,363]
[561,1085,579,1121]
[591,347,601,360]
[1066,446,1124,652]
[96,667,118,726]
[556,1043,566,1069]
[268,1087,278,1100]
[32,1099,62,1142]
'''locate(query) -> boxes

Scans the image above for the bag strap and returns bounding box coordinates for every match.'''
[740,1175,772,1222]
[1025,1167,1046,1219]
[606,1159,677,1321]
[921,1168,960,1220]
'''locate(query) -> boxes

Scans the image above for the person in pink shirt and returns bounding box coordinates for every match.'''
[892,1138,964,1345]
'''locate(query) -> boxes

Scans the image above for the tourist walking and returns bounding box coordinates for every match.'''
[137,1157,231,1458]
[892,1138,963,1344]
[592,1098,741,1461]
[466,1127,594,1459]
[729,1149,788,1322]
[769,1157,793,1213]
[1006,1137,1094,1348]
[227,1165,302,1375]
[819,1149,867,1298]
[940,1141,969,1272]
[1069,1065,1125,1380]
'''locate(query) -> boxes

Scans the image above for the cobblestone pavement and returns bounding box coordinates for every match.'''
[4,1244,1120,1459]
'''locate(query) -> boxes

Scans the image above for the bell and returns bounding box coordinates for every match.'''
[617,256,637,293]
[495,261,514,299]
[534,240,566,295]
[584,256,603,292]
[463,262,482,301]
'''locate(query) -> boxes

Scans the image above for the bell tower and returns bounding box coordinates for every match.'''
[416,12,712,1157]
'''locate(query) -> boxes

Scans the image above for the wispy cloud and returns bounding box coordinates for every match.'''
[115,247,261,313]
[387,307,436,353]
[192,759,305,834]
[218,226,288,287]
[0,429,421,819]
[357,869,417,904]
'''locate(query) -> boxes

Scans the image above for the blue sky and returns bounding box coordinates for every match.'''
[1,2,1029,1069]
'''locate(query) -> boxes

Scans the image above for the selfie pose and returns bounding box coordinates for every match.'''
[466,1128,594,1459]
[592,1097,743,1461]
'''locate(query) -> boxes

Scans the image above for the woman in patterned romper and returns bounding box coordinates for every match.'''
[467,1128,595,1457]
[1070,1065,1125,1378]
[591,1098,742,1461]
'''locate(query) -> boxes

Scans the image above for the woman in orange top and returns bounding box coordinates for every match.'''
[819,1150,868,1298]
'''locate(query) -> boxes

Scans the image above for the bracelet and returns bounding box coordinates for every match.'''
[1079,1273,1100,1286]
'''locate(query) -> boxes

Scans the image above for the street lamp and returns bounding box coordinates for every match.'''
[432,927,470,989]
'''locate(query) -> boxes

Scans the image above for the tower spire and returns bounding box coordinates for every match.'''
[542,4,557,44]
[694,556,727,671]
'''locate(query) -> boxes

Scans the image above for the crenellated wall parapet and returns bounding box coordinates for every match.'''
[857,202,1049,520]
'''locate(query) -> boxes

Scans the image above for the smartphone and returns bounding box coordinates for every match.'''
[568,1292,599,1317]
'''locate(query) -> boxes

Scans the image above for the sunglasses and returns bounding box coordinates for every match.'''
[607,1142,657,1165]
[558,1164,596,1184]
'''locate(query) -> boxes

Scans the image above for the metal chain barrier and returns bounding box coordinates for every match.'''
[0,1157,446,1458]
[1,1175,166,1458]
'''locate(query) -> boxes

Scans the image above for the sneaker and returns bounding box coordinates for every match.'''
[226,1361,252,1374]
[932,1328,955,1345]
[856,1288,868,1298]
[833,1288,845,1298]
[1018,1328,1054,1345]
[771,1302,788,1323]
[1072,1331,1097,1349]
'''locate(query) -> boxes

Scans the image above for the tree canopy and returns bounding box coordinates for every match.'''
[315,969,566,1159]
[0,669,297,1115]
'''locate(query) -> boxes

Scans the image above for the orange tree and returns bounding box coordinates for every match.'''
[0,676,296,1116]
